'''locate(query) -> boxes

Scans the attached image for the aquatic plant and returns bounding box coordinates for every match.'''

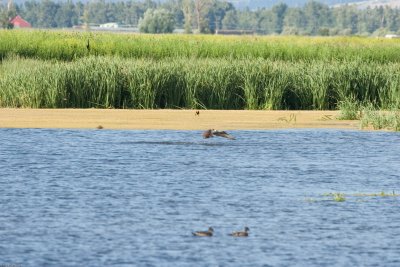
[337,97,361,120]
[360,104,400,131]
[353,191,400,197]
[316,192,400,203]
[332,193,346,202]
[336,97,400,131]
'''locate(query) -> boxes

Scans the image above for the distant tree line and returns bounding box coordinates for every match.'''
[1,0,400,35]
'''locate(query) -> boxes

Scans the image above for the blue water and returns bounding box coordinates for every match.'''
[1,128,400,267]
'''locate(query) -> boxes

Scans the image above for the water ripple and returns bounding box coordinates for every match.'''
[0,129,399,266]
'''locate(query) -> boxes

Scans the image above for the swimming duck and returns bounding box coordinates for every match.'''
[229,227,250,237]
[192,227,214,237]
[202,129,235,140]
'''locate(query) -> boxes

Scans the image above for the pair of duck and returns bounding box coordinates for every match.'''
[192,227,249,237]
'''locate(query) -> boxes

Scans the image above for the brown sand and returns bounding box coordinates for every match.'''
[0,109,359,130]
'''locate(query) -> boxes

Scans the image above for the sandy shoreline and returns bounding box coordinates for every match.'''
[0,109,360,130]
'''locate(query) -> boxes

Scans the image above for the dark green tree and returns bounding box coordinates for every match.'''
[20,0,40,26]
[206,0,234,33]
[0,3,15,29]
[236,8,258,32]
[194,0,212,33]
[36,0,59,28]
[162,0,185,28]
[222,9,238,30]
[359,7,381,34]
[139,8,175,33]
[55,1,78,27]
[258,9,275,34]
[332,5,358,34]
[271,3,288,33]
[385,7,400,32]
[182,0,193,33]
[303,1,332,35]
[8,0,400,36]
[88,0,108,24]
[283,8,307,34]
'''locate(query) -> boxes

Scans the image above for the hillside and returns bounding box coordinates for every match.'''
[231,0,361,9]
[232,0,400,8]
[346,0,400,8]
[10,0,400,10]
[9,0,380,8]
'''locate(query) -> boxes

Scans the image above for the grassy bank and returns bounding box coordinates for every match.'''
[338,100,400,131]
[1,56,400,110]
[1,29,400,129]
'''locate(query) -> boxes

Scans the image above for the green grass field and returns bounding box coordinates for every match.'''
[2,30,400,62]
[1,30,400,112]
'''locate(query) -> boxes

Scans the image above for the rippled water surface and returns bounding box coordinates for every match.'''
[1,128,400,266]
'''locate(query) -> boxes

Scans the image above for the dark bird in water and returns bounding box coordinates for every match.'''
[192,227,214,237]
[195,110,200,116]
[86,39,90,51]
[229,227,250,237]
[202,129,235,140]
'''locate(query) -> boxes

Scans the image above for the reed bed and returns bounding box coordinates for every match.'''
[2,30,400,115]
[2,56,400,110]
[2,30,400,62]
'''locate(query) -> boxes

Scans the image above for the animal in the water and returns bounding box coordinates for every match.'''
[229,227,250,237]
[202,129,235,140]
[192,227,214,237]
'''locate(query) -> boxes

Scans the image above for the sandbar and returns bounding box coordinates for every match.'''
[0,109,359,130]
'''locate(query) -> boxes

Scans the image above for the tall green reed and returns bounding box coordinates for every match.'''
[2,56,400,111]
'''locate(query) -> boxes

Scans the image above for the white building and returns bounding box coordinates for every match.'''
[99,23,119,29]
